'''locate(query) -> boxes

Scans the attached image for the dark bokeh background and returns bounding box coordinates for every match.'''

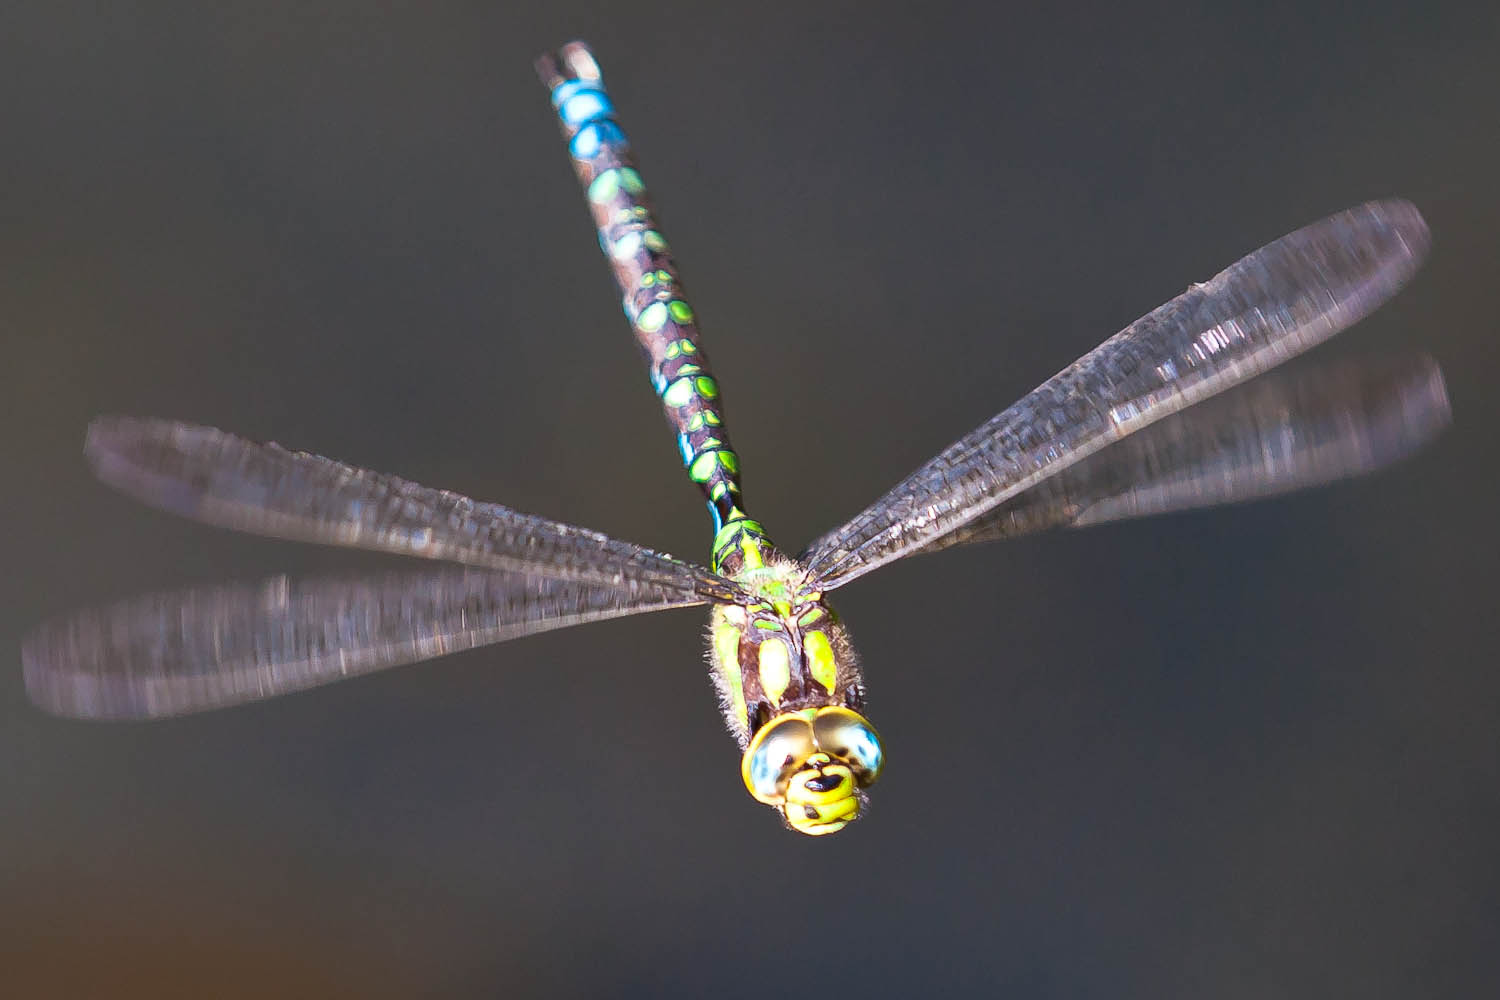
[4,2,1496,997]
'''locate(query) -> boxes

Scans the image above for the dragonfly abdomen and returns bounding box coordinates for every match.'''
[537,43,774,577]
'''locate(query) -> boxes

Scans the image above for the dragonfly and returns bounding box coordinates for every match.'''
[23,42,1448,835]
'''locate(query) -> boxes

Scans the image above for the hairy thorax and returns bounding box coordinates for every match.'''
[706,555,867,748]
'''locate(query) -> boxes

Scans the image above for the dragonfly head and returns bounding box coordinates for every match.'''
[741,706,884,835]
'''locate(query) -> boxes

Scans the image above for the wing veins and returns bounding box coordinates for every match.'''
[85,416,746,604]
[799,201,1430,588]
[24,567,703,719]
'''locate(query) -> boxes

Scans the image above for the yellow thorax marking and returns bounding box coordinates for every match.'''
[757,635,792,703]
[803,630,838,695]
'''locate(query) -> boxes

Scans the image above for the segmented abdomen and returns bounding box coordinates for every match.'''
[536,43,772,576]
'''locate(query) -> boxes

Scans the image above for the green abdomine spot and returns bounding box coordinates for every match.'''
[703,411,721,426]
[587,170,620,203]
[719,450,739,474]
[619,168,646,194]
[685,413,705,431]
[695,376,719,398]
[663,341,680,359]
[689,452,719,483]
[662,378,695,408]
[677,363,701,375]
[712,519,743,557]
[712,517,764,559]
[669,300,695,324]
[643,231,668,252]
[637,301,668,333]
[679,340,697,354]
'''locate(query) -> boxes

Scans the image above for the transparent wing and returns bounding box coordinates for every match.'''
[799,200,1430,590]
[86,417,746,604]
[23,567,702,719]
[914,352,1449,552]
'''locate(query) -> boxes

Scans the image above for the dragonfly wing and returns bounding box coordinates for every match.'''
[914,352,1449,553]
[799,200,1430,590]
[23,568,703,719]
[85,417,746,604]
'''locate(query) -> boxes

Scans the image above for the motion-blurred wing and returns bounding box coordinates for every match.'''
[799,200,1429,589]
[915,352,1449,552]
[86,417,746,604]
[24,568,701,719]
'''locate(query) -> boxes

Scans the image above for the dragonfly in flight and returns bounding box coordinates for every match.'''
[24,42,1448,835]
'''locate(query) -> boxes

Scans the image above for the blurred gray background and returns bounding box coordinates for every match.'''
[3,1,1496,997]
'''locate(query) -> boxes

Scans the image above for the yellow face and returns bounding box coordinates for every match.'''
[740,707,884,835]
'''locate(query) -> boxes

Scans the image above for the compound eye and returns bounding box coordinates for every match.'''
[812,707,884,786]
[741,715,817,803]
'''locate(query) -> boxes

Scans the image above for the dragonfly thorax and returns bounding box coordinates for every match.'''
[706,558,883,834]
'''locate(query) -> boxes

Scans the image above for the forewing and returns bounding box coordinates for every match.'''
[799,200,1430,589]
[86,417,745,604]
[24,568,702,719]
[914,352,1449,552]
